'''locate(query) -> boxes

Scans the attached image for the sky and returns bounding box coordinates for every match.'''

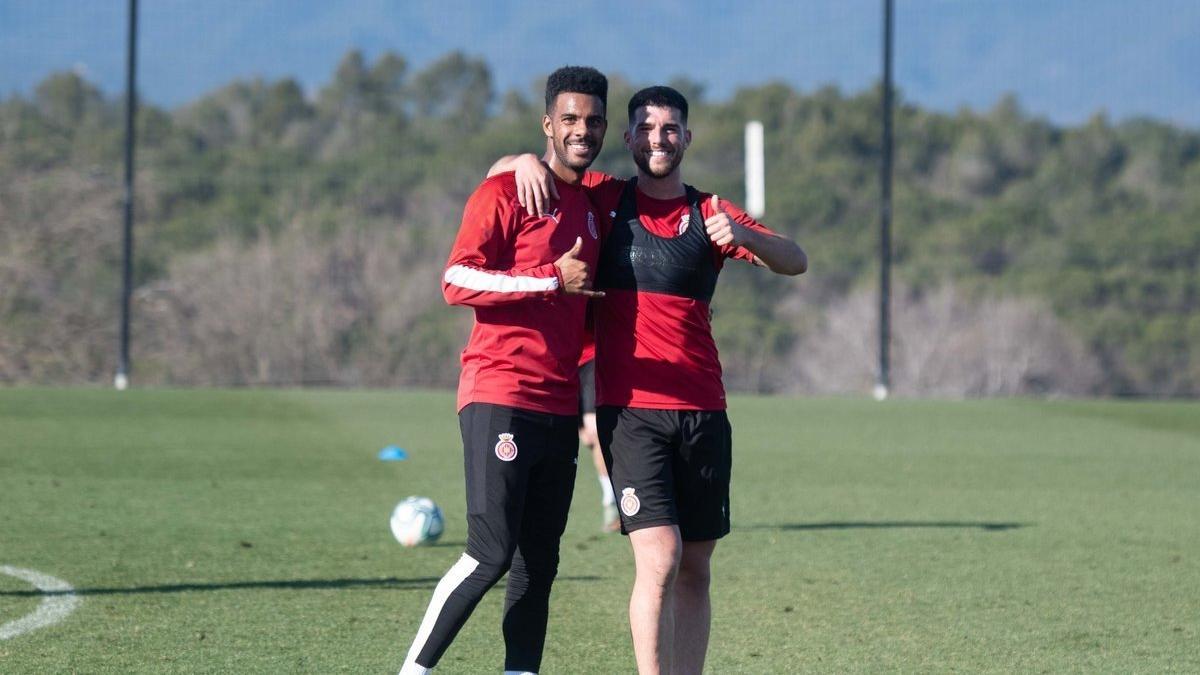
[2,0,1198,128]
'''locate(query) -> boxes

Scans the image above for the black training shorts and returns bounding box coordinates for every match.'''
[596,406,732,542]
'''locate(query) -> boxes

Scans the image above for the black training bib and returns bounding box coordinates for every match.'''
[597,178,719,303]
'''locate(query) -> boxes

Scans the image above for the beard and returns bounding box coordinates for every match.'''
[632,148,684,179]
[552,137,598,171]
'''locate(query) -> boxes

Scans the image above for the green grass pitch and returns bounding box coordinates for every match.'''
[1,388,1198,673]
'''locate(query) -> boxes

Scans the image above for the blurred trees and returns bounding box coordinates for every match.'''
[1,51,1197,395]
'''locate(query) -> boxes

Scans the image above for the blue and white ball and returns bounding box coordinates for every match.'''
[390,496,445,547]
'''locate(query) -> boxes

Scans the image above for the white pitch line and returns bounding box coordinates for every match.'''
[0,565,81,640]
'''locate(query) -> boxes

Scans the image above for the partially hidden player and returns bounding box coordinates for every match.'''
[398,66,608,675]
[490,85,807,674]
[579,330,621,532]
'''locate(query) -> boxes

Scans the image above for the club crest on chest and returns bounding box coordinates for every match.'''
[587,211,598,239]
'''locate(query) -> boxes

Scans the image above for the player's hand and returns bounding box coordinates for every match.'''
[704,195,747,248]
[554,237,604,297]
[514,154,559,217]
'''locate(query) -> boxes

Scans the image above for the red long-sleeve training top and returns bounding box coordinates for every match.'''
[443,172,602,415]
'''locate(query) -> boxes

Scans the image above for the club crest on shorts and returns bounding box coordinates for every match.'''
[494,433,518,462]
[678,214,690,236]
[620,487,641,516]
[587,211,599,239]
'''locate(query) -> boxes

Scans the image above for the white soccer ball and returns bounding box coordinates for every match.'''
[389,496,445,547]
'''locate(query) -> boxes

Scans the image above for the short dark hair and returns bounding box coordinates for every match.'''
[545,66,608,111]
[628,86,689,125]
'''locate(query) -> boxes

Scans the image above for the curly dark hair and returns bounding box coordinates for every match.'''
[627,86,689,125]
[545,66,608,112]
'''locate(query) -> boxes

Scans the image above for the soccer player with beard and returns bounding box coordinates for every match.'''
[490,85,807,674]
[398,66,607,675]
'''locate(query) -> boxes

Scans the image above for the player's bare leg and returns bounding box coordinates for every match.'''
[672,539,716,674]
[628,525,682,674]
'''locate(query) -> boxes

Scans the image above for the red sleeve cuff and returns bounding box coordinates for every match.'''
[549,262,565,294]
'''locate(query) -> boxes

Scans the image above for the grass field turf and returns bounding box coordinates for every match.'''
[1,388,1198,673]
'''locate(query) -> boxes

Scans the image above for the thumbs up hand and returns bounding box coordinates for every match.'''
[553,237,604,297]
[704,195,747,247]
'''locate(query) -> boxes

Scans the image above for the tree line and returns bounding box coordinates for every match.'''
[1,50,1197,396]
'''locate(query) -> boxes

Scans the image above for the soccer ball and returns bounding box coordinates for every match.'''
[389,496,445,547]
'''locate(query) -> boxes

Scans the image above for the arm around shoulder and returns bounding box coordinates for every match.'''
[487,153,537,178]
[487,153,556,216]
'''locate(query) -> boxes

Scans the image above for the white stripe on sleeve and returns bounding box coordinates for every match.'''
[444,265,559,293]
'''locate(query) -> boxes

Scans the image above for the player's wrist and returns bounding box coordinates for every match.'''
[551,262,566,293]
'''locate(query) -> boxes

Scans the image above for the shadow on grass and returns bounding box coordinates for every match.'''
[744,521,1029,532]
[0,574,603,598]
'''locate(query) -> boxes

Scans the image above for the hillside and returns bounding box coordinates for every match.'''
[2,51,1198,395]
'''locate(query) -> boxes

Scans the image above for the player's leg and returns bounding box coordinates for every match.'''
[502,412,578,673]
[672,539,716,674]
[669,410,733,674]
[399,404,533,673]
[628,525,682,674]
[598,406,681,674]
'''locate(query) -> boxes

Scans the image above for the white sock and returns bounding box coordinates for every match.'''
[504,671,537,675]
[398,664,431,675]
[599,477,615,506]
